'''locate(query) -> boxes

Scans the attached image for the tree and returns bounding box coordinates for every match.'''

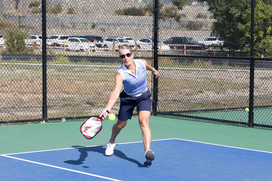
[207,0,250,50]
[207,0,272,57]
[161,5,182,21]
[240,0,272,57]
[146,2,165,19]
[6,29,28,54]
[146,2,182,21]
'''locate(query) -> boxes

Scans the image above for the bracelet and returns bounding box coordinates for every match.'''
[152,68,155,72]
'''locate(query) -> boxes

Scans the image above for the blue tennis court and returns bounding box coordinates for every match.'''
[1,138,272,181]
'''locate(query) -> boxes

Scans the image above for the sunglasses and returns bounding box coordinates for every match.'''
[120,53,132,59]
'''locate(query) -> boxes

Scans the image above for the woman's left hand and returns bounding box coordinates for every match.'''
[152,69,159,78]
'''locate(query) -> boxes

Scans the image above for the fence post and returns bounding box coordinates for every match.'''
[42,0,48,122]
[152,0,159,116]
[248,0,255,127]
[113,42,115,56]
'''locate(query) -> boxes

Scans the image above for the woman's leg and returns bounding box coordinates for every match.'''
[138,111,151,152]
[109,120,127,143]
[105,120,127,156]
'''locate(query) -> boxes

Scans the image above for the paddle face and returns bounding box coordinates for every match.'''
[80,117,102,139]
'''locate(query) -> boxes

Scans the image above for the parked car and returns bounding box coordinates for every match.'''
[79,35,104,48]
[104,37,134,50]
[123,36,136,44]
[198,37,224,47]
[164,37,205,50]
[136,38,170,51]
[24,35,42,46]
[65,37,96,52]
[47,35,69,46]
[0,34,5,45]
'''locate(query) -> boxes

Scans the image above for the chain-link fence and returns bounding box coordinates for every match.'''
[155,0,272,127]
[0,0,271,127]
[157,56,272,127]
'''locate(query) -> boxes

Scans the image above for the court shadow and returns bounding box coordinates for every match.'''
[64,145,103,165]
[64,145,145,167]
[114,148,145,167]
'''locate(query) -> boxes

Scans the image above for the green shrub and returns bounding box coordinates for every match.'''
[172,0,186,10]
[163,6,178,18]
[116,7,146,16]
[47,4,62,14]
[100,28,105,32]
[91,23,96,29]
[32,8,42,14]
[29,1,40,9]
[256,36,272,57]
[123,7,146,16]
[160,5,182,21]
[115,9,124,15]
[67,7,75,14]
[186,21,203,30]
[5,29,28,54]
[196,13,208,19]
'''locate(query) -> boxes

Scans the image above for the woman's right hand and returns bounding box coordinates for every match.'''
[99,109,110,120]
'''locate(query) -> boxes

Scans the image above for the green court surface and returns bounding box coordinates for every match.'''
[181,108,272,125]
[1,116,272,155]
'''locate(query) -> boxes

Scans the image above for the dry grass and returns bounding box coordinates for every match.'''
[0,61,271,122]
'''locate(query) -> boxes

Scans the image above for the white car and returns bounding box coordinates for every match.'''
[136,38,170,51]
[199,37,224,46]
[0,34,5,45]
[123,36,136,44]
[104,37,134,50]
[47,35,69,46]
[65,37,96,52]
[24,35,42,46]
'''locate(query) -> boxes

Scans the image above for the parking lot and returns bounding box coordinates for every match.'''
[0,34,227,56]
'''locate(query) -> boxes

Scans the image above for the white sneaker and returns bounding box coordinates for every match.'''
[105,142,116,156]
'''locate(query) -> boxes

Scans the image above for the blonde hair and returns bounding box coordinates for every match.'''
[119,44,132,53]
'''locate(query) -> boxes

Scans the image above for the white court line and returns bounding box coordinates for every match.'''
[2,137,272,156]
[116,138,272,155]
[173,138,272,154]
[1,138,272,180]
[1,138,170,156]
[1,155,121,181]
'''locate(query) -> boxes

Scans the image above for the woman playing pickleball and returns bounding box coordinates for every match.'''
[100,44,159,166]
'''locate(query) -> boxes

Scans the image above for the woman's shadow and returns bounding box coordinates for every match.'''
[64,145,146,167]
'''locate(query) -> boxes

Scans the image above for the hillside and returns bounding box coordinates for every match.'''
[1,0,211,18]
[0,0,146,16]
[0,0,213,41]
